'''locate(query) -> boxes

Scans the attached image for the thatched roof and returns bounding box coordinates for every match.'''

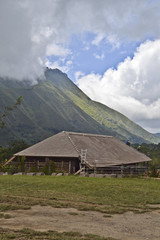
[15,131,151,167]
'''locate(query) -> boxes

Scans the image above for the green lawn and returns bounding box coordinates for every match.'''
[0,175,160,240]
[0,175,160,214]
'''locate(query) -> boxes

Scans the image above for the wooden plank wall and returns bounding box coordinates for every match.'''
[11,156,80,174]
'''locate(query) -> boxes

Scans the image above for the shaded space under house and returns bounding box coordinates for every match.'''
[5,131,151,175]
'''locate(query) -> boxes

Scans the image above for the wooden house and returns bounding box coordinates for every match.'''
[6,131,151,175]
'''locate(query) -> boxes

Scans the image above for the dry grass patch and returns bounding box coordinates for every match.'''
[0,228,116,240]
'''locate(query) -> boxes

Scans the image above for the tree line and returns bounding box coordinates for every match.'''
[132,143,160,168]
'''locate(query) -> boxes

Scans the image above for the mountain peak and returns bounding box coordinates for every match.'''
[45,67,68,78]
[44,67,71,89]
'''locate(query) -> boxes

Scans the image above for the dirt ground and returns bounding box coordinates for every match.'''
[0,205,160,240]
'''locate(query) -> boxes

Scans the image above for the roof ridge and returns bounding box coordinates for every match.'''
[64,132,80,155]
[63,131,112,138]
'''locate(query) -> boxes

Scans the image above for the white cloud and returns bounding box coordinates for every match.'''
[92,33,120,51]
[1,0,160,81]
[46,59,72,73]
[107,34,120,49]
[77,40,160,133]
[93,53,105,60]
[46,44,71,57]
[92,33,105,46]
[75,71,85,81]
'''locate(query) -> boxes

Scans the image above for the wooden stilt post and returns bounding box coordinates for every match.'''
[61,160,64,171]
[121,164,124,176]
[69,161,71,174]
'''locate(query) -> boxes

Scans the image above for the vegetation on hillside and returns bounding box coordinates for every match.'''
[132,143,160,168]
[0,68,160,145]
[0,96,22,128]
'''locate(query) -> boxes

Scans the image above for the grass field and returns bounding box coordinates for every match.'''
[0,175,160,213]
[0,175,160,239]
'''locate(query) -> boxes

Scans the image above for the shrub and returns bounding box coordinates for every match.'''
[50,161,56,174]
[149,164,159,178]
[42,165,50,175]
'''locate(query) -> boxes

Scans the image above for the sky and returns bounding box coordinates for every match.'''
[0,0,160,133]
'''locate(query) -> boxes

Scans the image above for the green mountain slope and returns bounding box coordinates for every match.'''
[0,68,160,145]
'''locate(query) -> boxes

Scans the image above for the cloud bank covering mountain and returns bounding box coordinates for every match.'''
[0,0,160,132]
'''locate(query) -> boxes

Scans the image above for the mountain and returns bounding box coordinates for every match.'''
[0,68,160,146]
[154,133,160,137]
